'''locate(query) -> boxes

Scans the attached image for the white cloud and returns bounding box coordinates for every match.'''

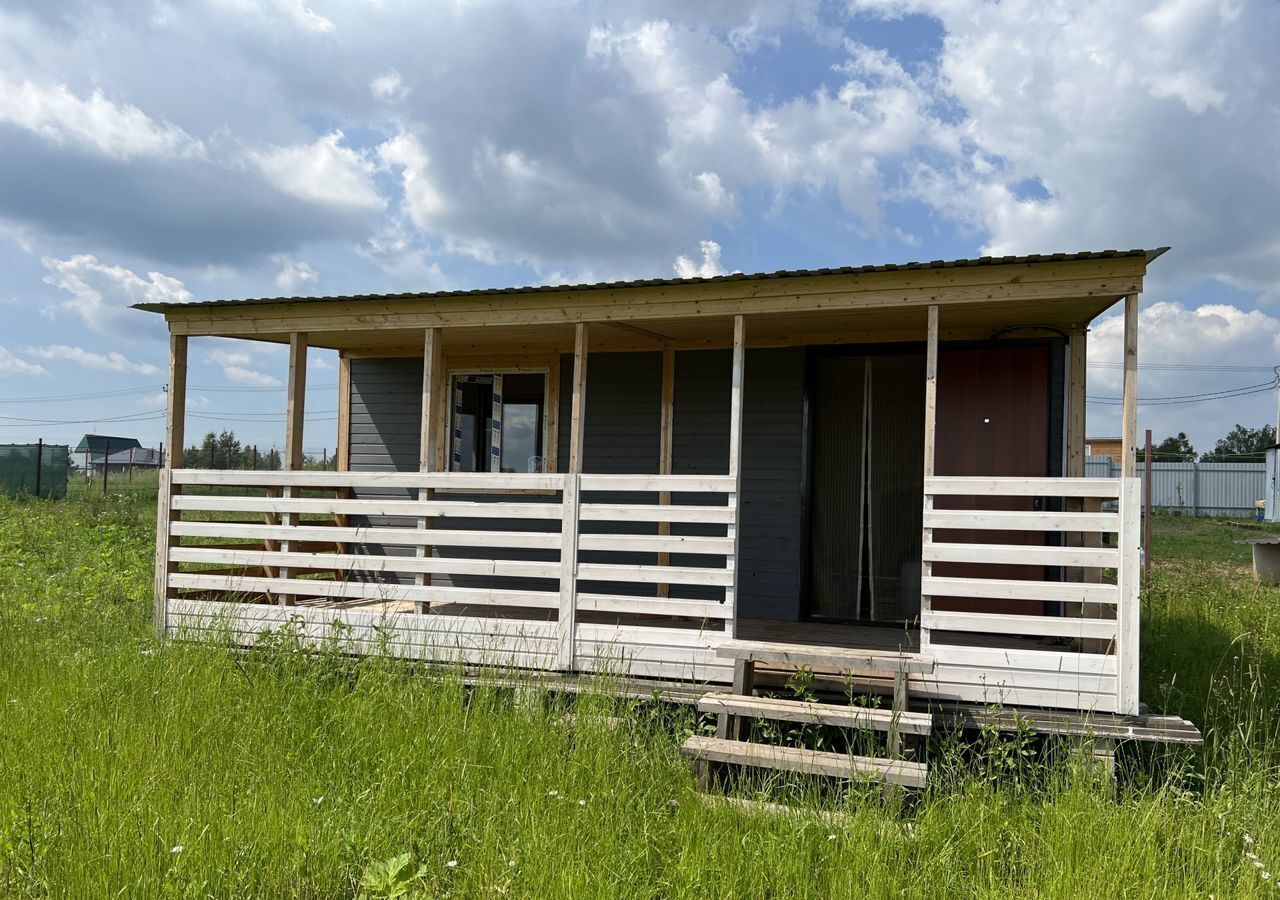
[41,254,191,338]
[1088,301,1280,450]
[0,346,47,376]
[250,132,384,212]
[0,74,204,161]
[370,69,410,103]
[24,344,160,374]
[206,0,335,34]
[207,347,281,386]
[850,0,1280,300]
[308,355,334,370]
[271,254,318,293]
[674,239,729,278]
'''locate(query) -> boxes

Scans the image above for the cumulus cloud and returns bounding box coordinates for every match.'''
[250,132,384,213]
[674,240,730,278]
[850,0,1280,299]
[370,69,410,102]
[271,254,318,293]
[0,73,204,161]
[0,346,48,376]
[1088,301,1280,449]
[206,0,334,34]
[41,254,191,338]
[24,344,160,374]
[207,347,282,386]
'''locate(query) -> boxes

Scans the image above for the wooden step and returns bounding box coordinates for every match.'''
[698,692,932,736]
[717,639,935,674]
[681,735,928,788]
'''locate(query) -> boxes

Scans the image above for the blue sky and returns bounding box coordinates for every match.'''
[1,0,1278,456]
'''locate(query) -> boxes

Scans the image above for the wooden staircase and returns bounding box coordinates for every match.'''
[682,639,935,799]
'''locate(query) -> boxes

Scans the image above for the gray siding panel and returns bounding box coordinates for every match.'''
[349,350,806,619]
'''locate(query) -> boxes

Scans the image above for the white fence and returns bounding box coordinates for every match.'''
[920,476,1140,715]
[1085,456,1264,517]
[156,469,736,684]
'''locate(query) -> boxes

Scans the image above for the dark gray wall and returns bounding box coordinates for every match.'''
[348,349,807,619]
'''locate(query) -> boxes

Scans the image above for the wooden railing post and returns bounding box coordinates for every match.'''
[156,334,186,637]
[279,332,307,606]
[558,323,588,670]
[920,305,939,652]
[725,315,745,639]
[416,327,443,614]
[1117,477,1142,714]
[657,348,675,599]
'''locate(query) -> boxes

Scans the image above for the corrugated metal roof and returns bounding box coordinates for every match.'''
[133,247,1168,312]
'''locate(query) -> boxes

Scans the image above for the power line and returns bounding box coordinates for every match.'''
[1089,362,1278,372]
[1089,380,1276,404]
[0,382,337,404]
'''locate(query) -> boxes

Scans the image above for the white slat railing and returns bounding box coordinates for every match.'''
[157,469,737,683]
[920,476,1140,715]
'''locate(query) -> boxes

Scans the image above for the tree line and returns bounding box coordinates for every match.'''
[1142,424,1277,462]
[183,430,335,470]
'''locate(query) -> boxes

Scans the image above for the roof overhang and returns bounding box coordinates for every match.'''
[135,248,1167,354]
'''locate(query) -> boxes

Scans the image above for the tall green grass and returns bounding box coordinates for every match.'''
[2,495,1279,897]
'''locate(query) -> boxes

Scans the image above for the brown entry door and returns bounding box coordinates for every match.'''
[934,344,1051,615]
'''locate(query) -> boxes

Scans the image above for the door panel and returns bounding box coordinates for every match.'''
[933,345,1051,615]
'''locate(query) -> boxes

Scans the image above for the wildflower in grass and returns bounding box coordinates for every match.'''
[578,799,586,807]
[547,790,558,797]
[171,845,184,854]
[446,860,458,869]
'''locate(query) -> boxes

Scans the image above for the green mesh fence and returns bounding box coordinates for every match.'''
[0,444,70,499]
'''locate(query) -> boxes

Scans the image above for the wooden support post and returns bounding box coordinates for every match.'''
[1067,332,1087,479]
[657,348,675,599]
[336,354,351,472]
[1143,429,1153,576]
[558,323,589,670]
[280,332,307,606]
[920,306,938,652]
[156,333,187,638]
[725,316,745,640]
[416,328,443,614]
[285,332,308,472]
[1117,476,1141,714]
[716,658,755,740]
[1121,295,1139,479]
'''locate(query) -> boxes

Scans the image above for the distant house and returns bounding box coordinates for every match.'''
[1086,436,1124,462]
[73,435,150,474]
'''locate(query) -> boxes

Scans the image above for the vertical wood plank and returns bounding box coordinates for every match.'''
[1121,294,1139,479]
[166,334,188,469]
[559,323,589,669]
[545,352,561,473]
[1067,332,1086,479]
[657,348,675,599]
[157,334,187,637]
[921,305,939,651]
[1117,476,1142,714]
[725,316,746,639]
[416,328,443,613]
[281,332,307,606]
[568,323,589,476]
[153,469,173,637]
[336,353,351,472]
[285,332,308,471]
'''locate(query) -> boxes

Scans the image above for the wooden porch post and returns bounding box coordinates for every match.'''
[285,332,308,471]
[1118,293,1141,714]
[725,315,746,640]
[558,323,589,669]
[1067,332,1087,479]
[657,349,676,599]
[336,353,351,472]
[279,332,307,606]
[154,333,187,637]
[416,328,443,614]
[920,306,938,652]
[1121,295,1138,479]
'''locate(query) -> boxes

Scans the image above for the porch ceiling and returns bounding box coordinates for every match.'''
[218,292,1125,357]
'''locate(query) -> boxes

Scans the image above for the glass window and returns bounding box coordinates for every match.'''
[449,372,547,473]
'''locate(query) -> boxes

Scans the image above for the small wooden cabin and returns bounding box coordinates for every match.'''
[139,250,1188,752]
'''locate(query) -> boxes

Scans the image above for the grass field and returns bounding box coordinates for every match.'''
[2,491,1280,897]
